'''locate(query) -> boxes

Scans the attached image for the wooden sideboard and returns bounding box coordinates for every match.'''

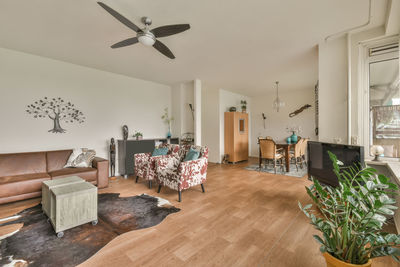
[118,138,179,177]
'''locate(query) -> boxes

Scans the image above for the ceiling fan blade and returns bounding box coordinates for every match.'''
[111,37,138,48]
[97,2,141,33]
[153,40,175,59]
[151,24,190,38]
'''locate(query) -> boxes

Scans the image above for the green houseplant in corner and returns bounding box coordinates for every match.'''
[299,151,400,267]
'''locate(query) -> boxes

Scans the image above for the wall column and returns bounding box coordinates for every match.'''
[194,79,202,146]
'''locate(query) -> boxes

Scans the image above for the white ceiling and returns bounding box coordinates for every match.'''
[0,0,388,96]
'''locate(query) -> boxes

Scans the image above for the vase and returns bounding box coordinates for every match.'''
[291,132,298,143]
[323,252,371,267]
[167,130,171,138]
[286,137,291,144]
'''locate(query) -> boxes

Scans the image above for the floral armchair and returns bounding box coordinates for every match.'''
[134,144,180,188]
[155,145,209,202]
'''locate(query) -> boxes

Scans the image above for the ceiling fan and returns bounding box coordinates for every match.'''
[97,2,190,59]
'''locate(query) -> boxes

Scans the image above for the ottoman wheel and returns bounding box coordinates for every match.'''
[92,220,98,226]
[57,231,64,238]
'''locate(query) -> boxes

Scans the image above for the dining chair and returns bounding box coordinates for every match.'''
[259,139,285,174]
[300,138,309,167]
[289,138,304,171]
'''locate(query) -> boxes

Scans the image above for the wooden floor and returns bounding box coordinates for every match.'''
[0,159,399,267]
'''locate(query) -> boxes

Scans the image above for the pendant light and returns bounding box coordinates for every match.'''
[272,81,285,112]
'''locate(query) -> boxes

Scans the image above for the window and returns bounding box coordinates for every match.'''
[369,43,399,158]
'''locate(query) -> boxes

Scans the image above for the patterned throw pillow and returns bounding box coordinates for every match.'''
[64,148,96,168]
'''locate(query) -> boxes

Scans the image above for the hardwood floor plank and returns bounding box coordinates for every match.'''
[0,159,398,266]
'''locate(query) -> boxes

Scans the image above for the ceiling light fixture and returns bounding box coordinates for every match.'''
[272,81,285,112]
[137,30,156,46]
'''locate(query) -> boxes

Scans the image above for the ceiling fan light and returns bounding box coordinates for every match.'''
[138,34,156,46]
[137,31,156,46]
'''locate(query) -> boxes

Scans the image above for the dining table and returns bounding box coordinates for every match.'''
[276,142,297,172]
[258,138,297,172]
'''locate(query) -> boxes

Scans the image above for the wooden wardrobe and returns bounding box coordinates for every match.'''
[224,112,249,163]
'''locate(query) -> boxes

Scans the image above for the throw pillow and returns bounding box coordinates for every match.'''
[152,147,168,157]
[183,148,200,162]
[64,148,96,168]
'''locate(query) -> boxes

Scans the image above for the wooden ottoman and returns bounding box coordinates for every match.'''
[50,182,98,237]
[42,176,84,217]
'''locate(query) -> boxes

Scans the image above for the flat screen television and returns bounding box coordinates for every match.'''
[307,141,364,187]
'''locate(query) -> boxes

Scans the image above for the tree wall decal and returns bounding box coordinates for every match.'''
[26,97,85,133]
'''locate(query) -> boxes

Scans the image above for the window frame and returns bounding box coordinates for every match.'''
[359,36,399,159]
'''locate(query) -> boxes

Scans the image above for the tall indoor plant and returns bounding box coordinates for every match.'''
[299,152,400,266]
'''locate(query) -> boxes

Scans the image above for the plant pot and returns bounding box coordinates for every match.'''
[323,253,372,267]
[135,136,143,140]
[241,108,246,113]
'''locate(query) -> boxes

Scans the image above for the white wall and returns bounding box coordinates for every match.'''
[201,87,220,163]
[194,79,202,146]
[171,84,182,138]
[171,81,195,138]
[181,82,195,135]
[0,47,172,172]
[318,35,348,144]
[250,89,317,157]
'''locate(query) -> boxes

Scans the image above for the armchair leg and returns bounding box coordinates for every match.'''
[135,176,139,183]
[157,185,162,193]
[178,191,182,202]
[148,180,152,189]
[201,184,205,193]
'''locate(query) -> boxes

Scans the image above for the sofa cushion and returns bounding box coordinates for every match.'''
[49,167,97,182]
[0,173,51,198]
[0,152,47,177]
[46,150,73,172]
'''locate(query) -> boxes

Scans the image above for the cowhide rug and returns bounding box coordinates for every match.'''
[0,193,180,267]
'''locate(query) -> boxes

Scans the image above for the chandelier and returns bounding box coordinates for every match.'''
[272,81,285,112]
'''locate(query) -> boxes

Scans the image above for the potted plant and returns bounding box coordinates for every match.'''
[299,152,400,266]
[161,108,174,138]
[133,131,143,140]
[241,100,247,113]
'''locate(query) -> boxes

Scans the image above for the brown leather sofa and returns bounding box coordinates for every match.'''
[0,149,109,204]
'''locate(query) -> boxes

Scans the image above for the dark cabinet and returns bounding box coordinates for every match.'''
[118,138,179,177]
